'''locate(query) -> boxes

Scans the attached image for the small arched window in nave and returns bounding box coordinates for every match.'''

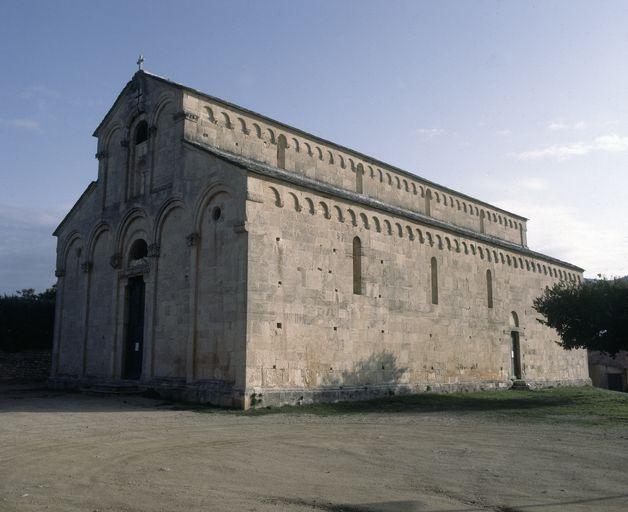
[430,257,438,305]
[486,269,493,309]
[356,163,364,194]
[277,134,287,170]
[353,236,362,295]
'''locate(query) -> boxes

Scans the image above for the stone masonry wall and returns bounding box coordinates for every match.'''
[244,174,588,406]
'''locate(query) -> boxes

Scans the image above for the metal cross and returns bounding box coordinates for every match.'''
[137,54,144,71]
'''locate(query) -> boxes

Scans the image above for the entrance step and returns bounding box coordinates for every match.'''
[80,382,144,396]
[510,379,530,390]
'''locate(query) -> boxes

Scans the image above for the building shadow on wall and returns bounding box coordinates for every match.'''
[286,349,578,416]
[0,349,594,415]
[331,350,409,391]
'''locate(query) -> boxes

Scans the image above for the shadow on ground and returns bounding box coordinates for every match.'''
[266,493,628,512]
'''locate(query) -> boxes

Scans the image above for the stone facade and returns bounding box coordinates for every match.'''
[50,71,589,408]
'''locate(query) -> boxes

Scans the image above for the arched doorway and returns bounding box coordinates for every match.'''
[509,312,522,380]
[123,239,148,380]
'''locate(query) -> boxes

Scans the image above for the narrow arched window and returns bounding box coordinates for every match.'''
[356,163,364,194]
[425,190,432,216]
[486,269,493,309]
[128,238,148,266]
[519,224,525,246]
[480,210,486,234]
[134,121,148,145]
[353,236,362,295]
[277,134,287,169]
[129,120,149,199]
[430,256,438,305]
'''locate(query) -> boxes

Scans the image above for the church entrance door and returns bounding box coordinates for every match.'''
[511,331,522,379]
[123,276,145,380]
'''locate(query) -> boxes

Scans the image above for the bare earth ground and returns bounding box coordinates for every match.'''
[1,386,627,512]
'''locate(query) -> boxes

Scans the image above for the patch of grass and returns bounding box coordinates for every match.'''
[243,387,628,427]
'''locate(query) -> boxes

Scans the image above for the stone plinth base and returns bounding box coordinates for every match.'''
[48,376,245,408]
[48,376,592,410]
[246,378,593,409]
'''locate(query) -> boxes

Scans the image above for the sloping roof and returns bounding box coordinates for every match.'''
[52,181,97,237]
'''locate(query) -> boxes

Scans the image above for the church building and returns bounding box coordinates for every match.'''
[50,68,590,408]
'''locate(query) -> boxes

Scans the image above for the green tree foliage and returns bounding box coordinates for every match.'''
[0,286,56,352]
[533,278,628,355]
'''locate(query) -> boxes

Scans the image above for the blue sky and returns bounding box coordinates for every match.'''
[1,0,627,293]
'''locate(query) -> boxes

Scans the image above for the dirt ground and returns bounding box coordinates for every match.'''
[1,387,627,512]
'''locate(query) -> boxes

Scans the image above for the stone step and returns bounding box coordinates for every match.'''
[80,382,144,395]
[510,379,530,390]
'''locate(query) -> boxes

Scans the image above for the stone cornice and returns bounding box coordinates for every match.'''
[184,139,583,272]
[53,181,97,237]
[173,110,199,123]
[148,243,160,257]
[109,253,122,269]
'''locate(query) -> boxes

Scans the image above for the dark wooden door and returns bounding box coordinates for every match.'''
[124,276,145,380]
[511,331,522,379]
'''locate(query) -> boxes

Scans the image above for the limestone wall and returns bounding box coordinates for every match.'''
[244,174,588,405]
[181,90,527,247]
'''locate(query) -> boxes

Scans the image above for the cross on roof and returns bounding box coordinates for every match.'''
[137,54,144,71]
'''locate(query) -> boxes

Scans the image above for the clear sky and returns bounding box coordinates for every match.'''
[1,0,627,293]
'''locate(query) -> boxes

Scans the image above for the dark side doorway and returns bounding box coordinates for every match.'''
[511,331,522,380]
[608,373,624,392]
[123,276,145,380]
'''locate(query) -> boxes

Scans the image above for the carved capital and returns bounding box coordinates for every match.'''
[81,261,93,273]
[233,223,247,234]
[186,232,200,247]
[54,268,65,278]
[120,139,129,148]
[109,253,122,269]
[95,150,108,160]
[173,110,199,123]
[148,243,160,258]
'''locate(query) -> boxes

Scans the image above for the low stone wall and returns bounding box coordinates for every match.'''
[0,350,52,383]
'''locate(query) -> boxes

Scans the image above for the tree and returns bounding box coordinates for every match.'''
[0,286,56,352]
[533,278,628,355]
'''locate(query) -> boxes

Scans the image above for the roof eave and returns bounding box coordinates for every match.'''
[53,181,97,237]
